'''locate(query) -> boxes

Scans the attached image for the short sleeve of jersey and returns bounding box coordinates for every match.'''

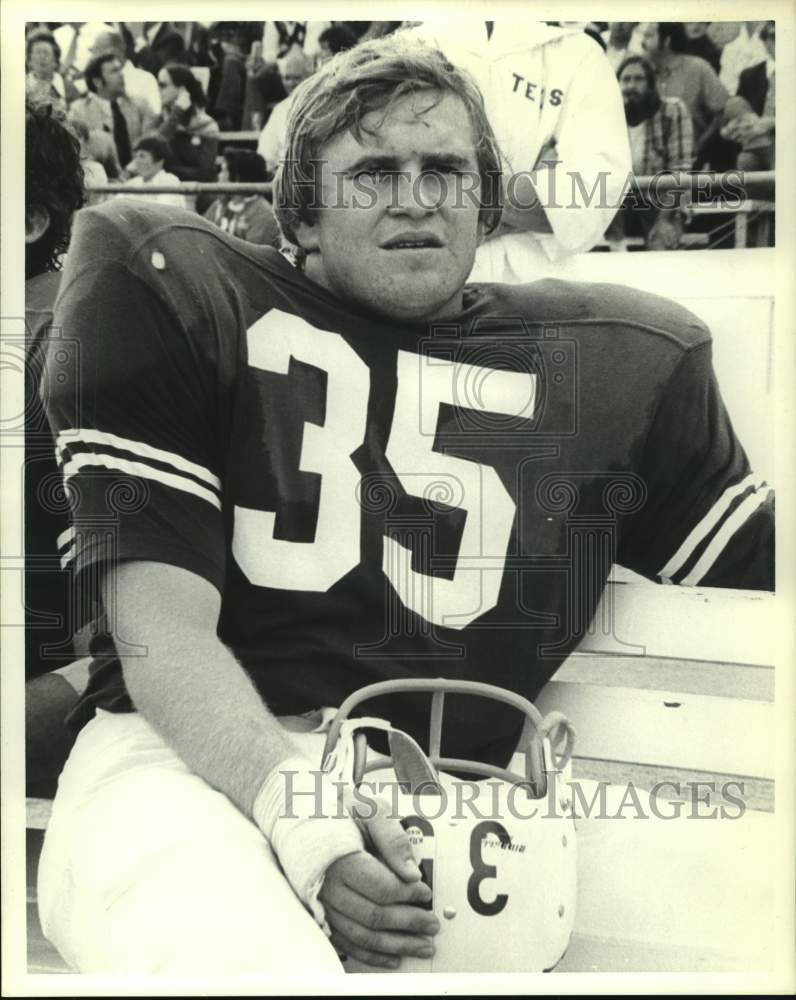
[43,205,227,594]
[618,341,774,590]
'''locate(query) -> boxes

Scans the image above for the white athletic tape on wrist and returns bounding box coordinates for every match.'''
[252,754,364,932]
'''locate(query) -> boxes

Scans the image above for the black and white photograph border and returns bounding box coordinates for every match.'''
[1,0,794,995]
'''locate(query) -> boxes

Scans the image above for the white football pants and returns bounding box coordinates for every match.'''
[38,708,346,974]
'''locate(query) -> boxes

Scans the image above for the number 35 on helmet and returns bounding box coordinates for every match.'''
[321,679,577,973]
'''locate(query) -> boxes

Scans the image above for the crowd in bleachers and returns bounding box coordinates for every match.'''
[25,19,775,254]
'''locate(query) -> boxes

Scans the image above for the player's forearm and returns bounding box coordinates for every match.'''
[109,559,366,929]
[108,562,297,817]
[122,634,297,816]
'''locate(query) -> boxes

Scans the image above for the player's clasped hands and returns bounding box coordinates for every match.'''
[320,805,440,969]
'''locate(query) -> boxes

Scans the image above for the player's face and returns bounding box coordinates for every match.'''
[297,90,483,323]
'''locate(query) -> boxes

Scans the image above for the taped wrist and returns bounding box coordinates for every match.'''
[252,754,364,932]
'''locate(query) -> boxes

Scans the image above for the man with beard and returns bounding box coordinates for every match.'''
[617,55,693,249]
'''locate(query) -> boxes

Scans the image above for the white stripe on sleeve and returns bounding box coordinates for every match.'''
[56,429,221,490]
[56,526,74,552]
[680,487,773,586]
[62,453,222,511]
[658,473,765,582]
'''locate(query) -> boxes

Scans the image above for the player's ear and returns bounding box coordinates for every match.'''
[294,219,321,253]
[25,206,50,245]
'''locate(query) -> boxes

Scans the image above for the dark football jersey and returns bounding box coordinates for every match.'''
[45,201,774,761]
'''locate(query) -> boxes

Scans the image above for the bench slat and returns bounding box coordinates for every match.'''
[536,680,773,779]
[558,652,774,701]
[578,582,773,666]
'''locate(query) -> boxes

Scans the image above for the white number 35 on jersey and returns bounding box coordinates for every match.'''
[233,311,537,630]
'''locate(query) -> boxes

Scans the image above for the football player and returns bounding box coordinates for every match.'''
[39,34,773,974]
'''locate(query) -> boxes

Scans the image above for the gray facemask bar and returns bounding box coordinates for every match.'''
[321,678,576,799]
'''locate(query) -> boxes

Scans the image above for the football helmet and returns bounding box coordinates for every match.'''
[321,678,576,973]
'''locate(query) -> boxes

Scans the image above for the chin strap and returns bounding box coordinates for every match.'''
[321,716,443,793]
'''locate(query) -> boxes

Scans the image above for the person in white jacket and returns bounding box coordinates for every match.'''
[408,21,631,282]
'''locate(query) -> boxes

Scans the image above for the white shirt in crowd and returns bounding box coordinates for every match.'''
[123,169,188,210]
[53,22,113,73]
[261,21,331,64]
[408,20,631,282]
[256,92,296,174]
[719,23,767,95]
[600,26,644,73]
[122,59,161,116]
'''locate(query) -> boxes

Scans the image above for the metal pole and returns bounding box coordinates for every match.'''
[91,172,775,201]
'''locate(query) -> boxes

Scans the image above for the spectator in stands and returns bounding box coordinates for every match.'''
[683,22,722,74]
[721,21,776,171]
[90,29,161,117]
[70,118,108,204]
[640,22,728,168]
[53,21,113,78]
[130,21,186,76]
[617,55,693,250]
[154,63,220,181]
[25,31,69,110]
[204,149,281,247]
[256,48,314,174]
[315,24,359,67]
[175,21,214,68]
[210,23,251,131]
[601,22,641,72]
[244,21,331,130]
[124,135,187,210]
[719,21,766,96]
[261,20,331,64]
[409,20,631,281]
[70,53,155,178]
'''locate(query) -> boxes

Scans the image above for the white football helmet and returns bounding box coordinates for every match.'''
[321,678,577,973]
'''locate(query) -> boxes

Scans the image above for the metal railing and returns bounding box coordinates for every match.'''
[89,171,775,200]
